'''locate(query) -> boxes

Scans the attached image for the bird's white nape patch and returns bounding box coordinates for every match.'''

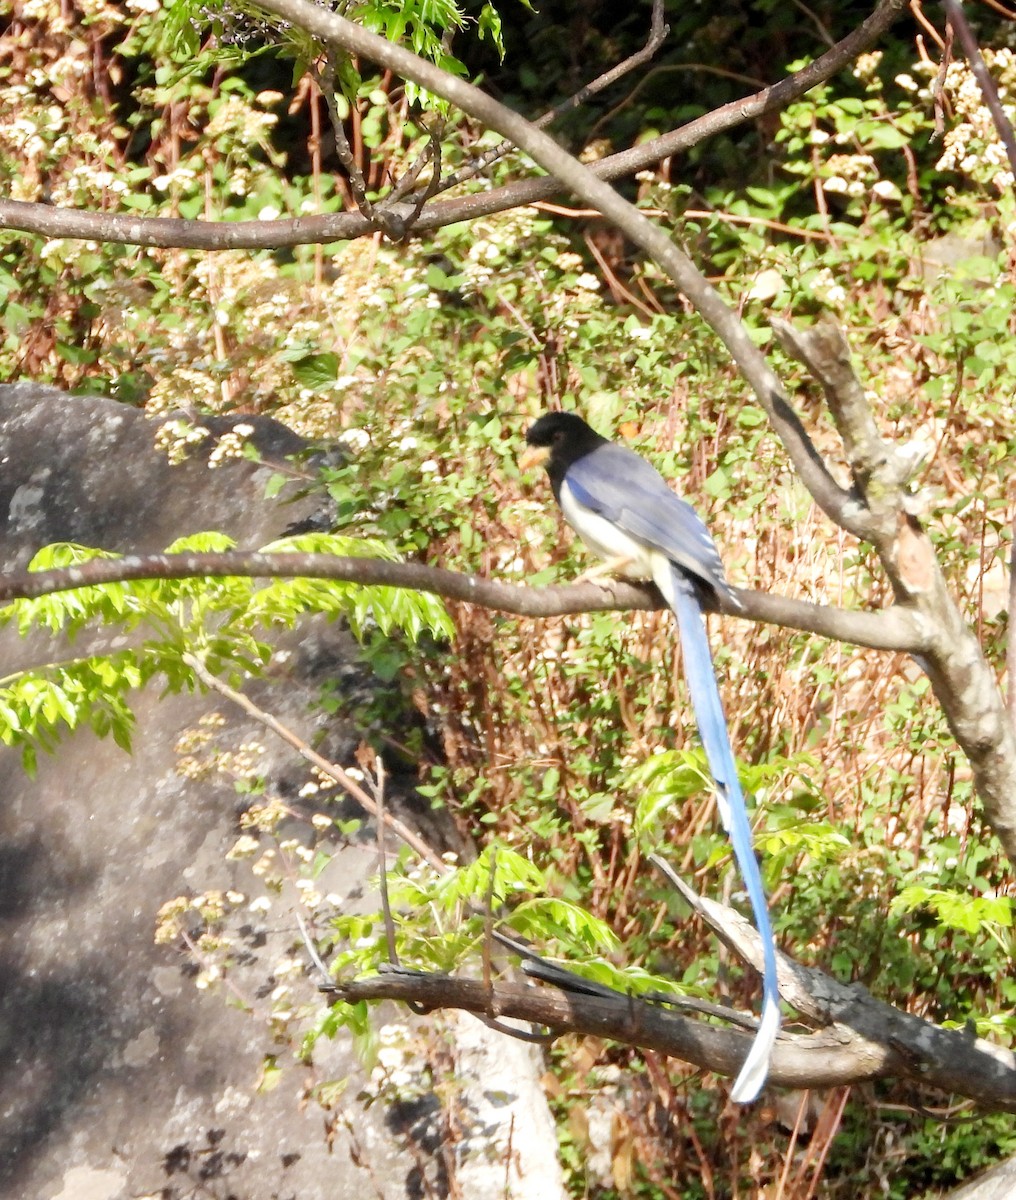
[559,481,654,579]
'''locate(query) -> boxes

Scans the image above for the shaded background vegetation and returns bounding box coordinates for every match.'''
[4,0,1016,1195]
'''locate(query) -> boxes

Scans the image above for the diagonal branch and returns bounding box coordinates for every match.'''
[249,0,899,543]
[434,0,669,195]
[182,650,448,871]
[772,316,910,533]
[316,51,375,221]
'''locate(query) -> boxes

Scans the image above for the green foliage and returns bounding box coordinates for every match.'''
[155,0,515,111]
[0,533,451,771]
[893,884,1013,940]
[254,533,455,642]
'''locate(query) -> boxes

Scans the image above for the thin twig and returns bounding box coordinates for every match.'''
[1008,510,1016,722]
[296,910,334,985]
[317,51,375,220]
[181,651,448,871]
[380,125,443,239]
[482,845,496,993]
[434,0,669,195]
[386,120,442,205]
[370,753,400,966]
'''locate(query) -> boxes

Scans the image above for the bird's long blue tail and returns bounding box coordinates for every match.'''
[659,562,781,1103]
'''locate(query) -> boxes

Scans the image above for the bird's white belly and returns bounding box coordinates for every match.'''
[560,482,654,579]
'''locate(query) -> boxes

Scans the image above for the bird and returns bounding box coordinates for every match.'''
[520,410,780,1103]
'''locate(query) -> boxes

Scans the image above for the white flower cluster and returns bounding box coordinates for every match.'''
[456,208,543,295]
[822,152,878,199]
[207,423,255,468]
[936,65,1016,193]
[366,1024,420,1096]
[852,51,883,83]
[147,368,220,419]
[153,418,211,465]
[809,267,847,308]
[897,52,1016,195]
[152,164,200,195]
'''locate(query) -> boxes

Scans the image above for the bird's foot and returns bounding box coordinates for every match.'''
[573,556,635,589]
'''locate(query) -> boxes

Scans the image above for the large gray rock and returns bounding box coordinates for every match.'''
[0,384,564,1200]
[0,383,315,573]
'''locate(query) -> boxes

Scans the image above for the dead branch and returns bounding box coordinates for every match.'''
[324,955,1016,1109]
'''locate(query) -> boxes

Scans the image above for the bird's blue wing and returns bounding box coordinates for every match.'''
[667,565,781,1102]
[565,443,732,598]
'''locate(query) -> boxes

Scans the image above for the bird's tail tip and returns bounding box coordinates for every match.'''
[729,992,782,1104]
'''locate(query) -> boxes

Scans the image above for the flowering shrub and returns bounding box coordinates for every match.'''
[7,4,1016,1195]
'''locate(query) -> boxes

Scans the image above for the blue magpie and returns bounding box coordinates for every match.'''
[521,410,780,1102]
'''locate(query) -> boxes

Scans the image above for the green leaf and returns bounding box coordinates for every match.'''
[291,352,340,390]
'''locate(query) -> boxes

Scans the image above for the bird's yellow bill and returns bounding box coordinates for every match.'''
[519,445,550,471]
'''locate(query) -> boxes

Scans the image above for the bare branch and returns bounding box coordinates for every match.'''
[182,650,448,872]
[771,317,1016,865]
[772,316,911,530]
[435,0,669,195]
[656,861,1016,1108]
[1009,513,1016,720]
[736,587,921,650]
[317,51,375,221]
[323,966,1016,1109]
[0,551,927,653]
[249,0,900,543]
[0,1,905,264]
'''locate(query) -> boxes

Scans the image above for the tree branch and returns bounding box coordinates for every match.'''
[0,551,927,653]
[0,2,905,274]
[248,0,901,544]
[182,650,449,872]
[772,317,1016,866]
[772,316,911,535]
[323,962,1016,1109]
[322,864,1016,1109]
[434,0,669,197]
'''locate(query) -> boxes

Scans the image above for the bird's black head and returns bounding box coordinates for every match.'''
[521,412,608,477]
